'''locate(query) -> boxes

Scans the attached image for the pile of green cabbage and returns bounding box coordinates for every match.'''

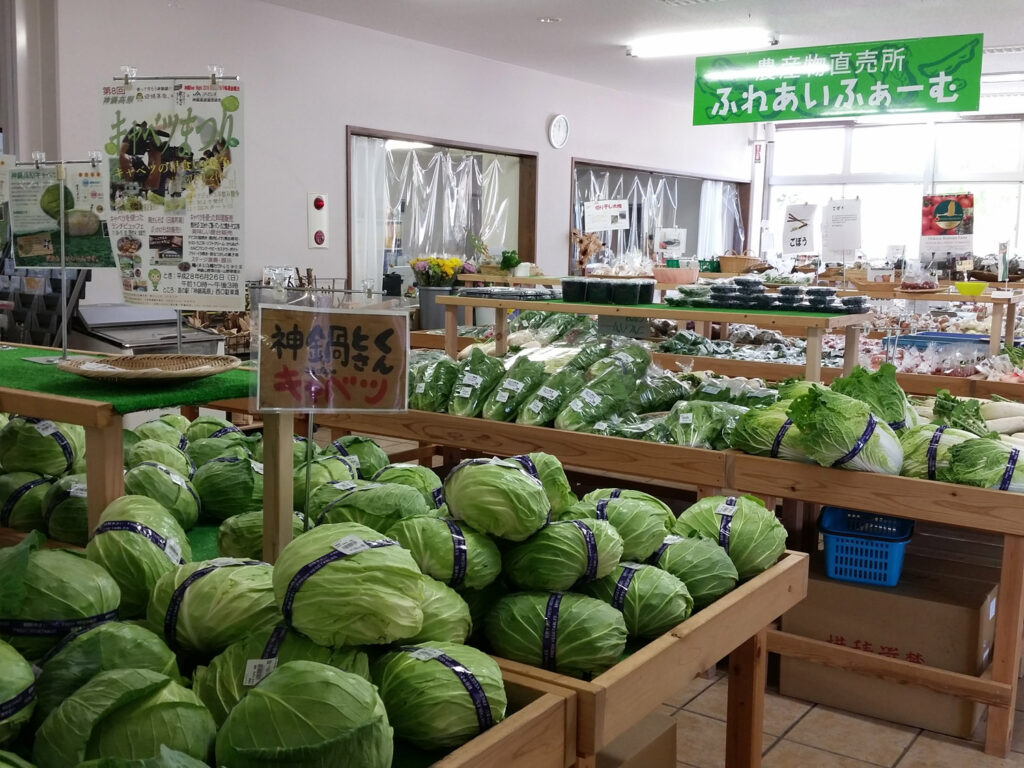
[42,474,89,546]
[372,463,443,508]
[123,462,200,530]
[388,515,501,589]
[0,418,83,477]
[649,534,738,608]
[322,435,390,479]
[218,510,308,561]
[126,440,194,479]
[0,472,53,532]
[444,458,549,541]
[0,639,34,745]
[580,563,693,638]
[314,482,429,530]
[673,495,786,580]
[192,458,265,521]
[504,519,623,591]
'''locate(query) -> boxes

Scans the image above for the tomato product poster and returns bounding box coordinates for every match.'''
[921,193,973,255]
[100,79,244,310]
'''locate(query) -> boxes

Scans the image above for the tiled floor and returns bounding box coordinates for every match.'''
[666,673,1024,767]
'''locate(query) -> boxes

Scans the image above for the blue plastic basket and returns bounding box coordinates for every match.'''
[819,507,914,587]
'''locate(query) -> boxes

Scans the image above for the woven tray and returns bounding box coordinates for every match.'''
[57,354,241,382]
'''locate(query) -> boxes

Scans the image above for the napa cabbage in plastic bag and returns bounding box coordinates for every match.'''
[586,341,650,381]
[649,534,737,608]
[443,458,549,541]
[900,424,977,480]
[387,515,501,589]
[322,435,390,479]
[133,420,188,451]
[218,510,308,561]
[665,400,747,450]
[123,462,200,531]
[509,452,577,515]
[726,401,812,462]
[272,522,424,646]
[42,474,89,546]
[580,562,693,638]
[375,642,505,750]
[939,437,1024,492]
[534,312,582,345]
[192,458,265,521]
[448,348,505,417]
[485,592,627,678]
[516,366,586,427]
[0,471,53,531]
[504,519,623,591]
[0,639,34,745]
[410,356,460,412]
[557,497,667,561]
[481,356,547,421]
[405,576,472,644]
[372,463,444,508]
[0,417,84,477]
[674,495,786,580]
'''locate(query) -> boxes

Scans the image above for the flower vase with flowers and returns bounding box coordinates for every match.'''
[409,255,465,287]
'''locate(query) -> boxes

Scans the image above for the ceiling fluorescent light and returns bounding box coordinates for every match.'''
[384,140,433,150]
[627,28,773,58]
[981,72,1024,83]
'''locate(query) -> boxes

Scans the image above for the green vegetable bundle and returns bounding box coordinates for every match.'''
[726,401,812,462]
[831,364,919,431]
[585,340,650,381]
[580,563,692,638]
[0,417,84,477]
[314,482,431,531]
[321,435,390,479]
[939,437,1024,492]
[0,471,53,531]
[448,348,505,417]
[555,364,632,432]
[625,369,692,414]
[372,463,444,508]
[42,474,89,546]
[410,356,460,412]
[123,461,200,530]
[192,458,265,521]
[516,366,586,427]
[932,390,999,439]
[218,510,308,560]
[481,356,548,421]
[406,576,472,644]
[649,534,738,608]
[665,400,747,450]
[899,424,977,480]
[388,515,502,589]
[673,495,786,580]
[503,519,623,591]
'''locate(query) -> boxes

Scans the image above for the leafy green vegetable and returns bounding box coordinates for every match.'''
[582,488,674,526]
[185,437,252,468]
[372,464,443,508]
[0,749,35,768]
[192,458,264,521]
[932,390,999,439]
[410,356,460,412]
[0,471,53,531]
[321,435,390,479]
[555,364,632,432]
[272,522,424,646]
[75,745,210,767]
[516,366,586,427]
[557,498,667,562]
[125,440,193,479]
[215,661,393,768]
[831,364,918,431]
[674,495,786,580]
[585,341,650,381]
[405,576,472,644]
[625,369,692,414]
[375,642,505,749]
[123,462,200,531]
[579,563,692,638]
[448,348,505,417]
[158,414,191,433]
[482,356,547,421]
[938,438,1024,492]
[184,415,241,443]
[443,458,550,541]
[42,474,89,546]
[387,516,501,589]
[218,510,308,560]
[485,592,627,678]
[665,400,747,450]
[133,420,187,451]
[0,417,84,477]
[512,452,577,516]
[776,379,816,401]
[314,482,431,531]
[650,534,738,608]
[504,519,623,591]
[0,639,34,745]
[899,424,977,480]
[293,455,357,512]
[726,402,812,462]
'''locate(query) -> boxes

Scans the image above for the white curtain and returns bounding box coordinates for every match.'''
[350,136,387,293]
[698,180,746,258]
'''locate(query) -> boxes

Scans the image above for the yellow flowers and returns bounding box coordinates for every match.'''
[410,255,465,287]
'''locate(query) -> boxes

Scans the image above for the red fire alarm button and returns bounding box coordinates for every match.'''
[313,196,326,210]
[314,230,326,245]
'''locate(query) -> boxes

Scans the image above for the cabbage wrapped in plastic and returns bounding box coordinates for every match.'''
[123,462,201,530]
[0,531,120,660]
[272,522,424,646]
[510,452,577,516]
[448,348,505,418]
[726,401,812,462]
[0,417,84,477]
[444,457,549,542]
[405,576,472,644]
[555,364,632,432]
[586,341,650,381]
[133,419,188,451]
[410,356,460,412]
[218,510,308,560]
[314,482,431,531]
[666,400,748,450]
[193,625,370,726]
[0,471,54,531]
[86,496,192,618]
[43,474,89,546]
[939,437,1024,492]
[481,356,548,422]
[580,563,693,638]
[184,415,241,443]
[192,458,265,521]
[375,642,506,750]
[33,622,177,727]
[293,455,358,512]
[625,368,692,414]
[32,668,215,768]
[504,519,622,591]
[582,488,675,527]
[900,424,977,481]
[0,639,34,745]
[674,495,786,580]
[125,440,194,479]
[387,515,501,589]
[215,661,393,768]
[147,558,279,658]
[557,497,667,562]
[787,387,903,475]
[485,592,627,678]
[322,435,390,479]
[372,463,443,508]
[185,436,252,468]
[649,534,738,608]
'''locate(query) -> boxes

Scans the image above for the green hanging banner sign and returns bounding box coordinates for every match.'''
[693,33,983,125]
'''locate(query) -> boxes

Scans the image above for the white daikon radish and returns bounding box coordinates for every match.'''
[913,405,934,420]
[1001,434,1024,449]
[986,416,1024,434]
[980,401,1024,420]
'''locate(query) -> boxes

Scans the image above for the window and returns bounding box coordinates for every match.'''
[849,125,928,176]
[934,122,1023,179]
[772,128,846,176]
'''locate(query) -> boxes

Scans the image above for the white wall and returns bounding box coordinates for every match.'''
[53,0,752,302]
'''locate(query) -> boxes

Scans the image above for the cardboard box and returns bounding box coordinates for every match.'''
[596,712,676,768]
[780,557,997,738]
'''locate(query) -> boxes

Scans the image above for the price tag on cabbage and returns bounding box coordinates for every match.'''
[715,498,738,517]
[463,372,483,387]
[581,389,602,406]
[538,386,559,401]
[69,483,88,498]
[251,462,264,475]
[330,481,357,491]
[243,657,278,687]
[33,420,59,436]
[405,647,445,661]
[164,537,182,564]
[496,390,510,403]
[332,536,370,555]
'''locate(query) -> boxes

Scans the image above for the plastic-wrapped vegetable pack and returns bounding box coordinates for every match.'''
[516,366,586,427]
[410,355,460,412]
[481,355,548,421]
[447,348,505,417]
[555,362,633,432]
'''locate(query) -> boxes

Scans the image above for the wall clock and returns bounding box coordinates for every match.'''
[548,114,570,149]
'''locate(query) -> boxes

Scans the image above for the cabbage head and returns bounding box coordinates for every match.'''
[583,488,675,527]
[406,576,472,644]
[674,495,787,580]
[193,625,370,726]
[314,482,430,531]
[133,420,187,451]
[650,534,738,608]
[185,437,252,468]
[0,417,84,477]
[33,621,177,726]
[123,462,200,531]
[218,510,308,561]
[504,519,623,591]
[192,458,264,521]
[0,531,120,660]
[460,580,508,641]
[76,745,209,767]
[125,440,193,479]
[158,413,191,433]
[580,563,692,638]
[293,456,357,512]
[322,436,390,479]
[900,424,977,480]
[485,592,626,678]
[215,660,393,768]
[444,457,549,541]
[86,496,191,617]
[387,516,501,589]
[306,479,365,522]
[512,452,576,515]
[558,497,667,561]
[372,463,443,508]
[0,639,34,745]
[272,522,424,646]
[184,415,241,443]
[0,471,53,531]
[32,668,215,768]
[375,642,505,749]
[42,473,89,546]
[147,558,278,658]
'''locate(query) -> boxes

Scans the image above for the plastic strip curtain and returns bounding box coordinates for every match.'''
[697,180,746,258]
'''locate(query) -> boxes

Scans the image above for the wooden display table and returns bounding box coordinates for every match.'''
[457,273,564,288]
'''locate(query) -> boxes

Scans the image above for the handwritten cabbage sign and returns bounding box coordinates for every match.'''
[694,34,982,125]
[258,305,409,412]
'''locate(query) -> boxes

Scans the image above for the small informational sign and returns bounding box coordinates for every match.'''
[258,305,409,413]
[597,314,649,339]
[584,199,629,232]
[921,193,973,255]
[782,204,817,254]
[654,227,687,258]
[821,199,862,253]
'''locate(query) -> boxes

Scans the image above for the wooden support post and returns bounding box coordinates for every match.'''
[84,417,124,531]
[444,303,460,359]
[990,303,1007,357]
[719,322,730,342]
[779,497,804,551]
[843,324,862,375]
[180,405,199,421]
[985,534,1024,757]
[261,412,295,564]
[1005,303,1018,349]
[805,327,823,382]
[726,628,767,768]
[494,308,508,356]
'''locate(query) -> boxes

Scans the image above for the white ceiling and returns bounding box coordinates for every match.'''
[264,0,1024,103]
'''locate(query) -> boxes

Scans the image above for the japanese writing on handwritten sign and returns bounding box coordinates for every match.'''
[258,306,408,413]
[694,34,981,125]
